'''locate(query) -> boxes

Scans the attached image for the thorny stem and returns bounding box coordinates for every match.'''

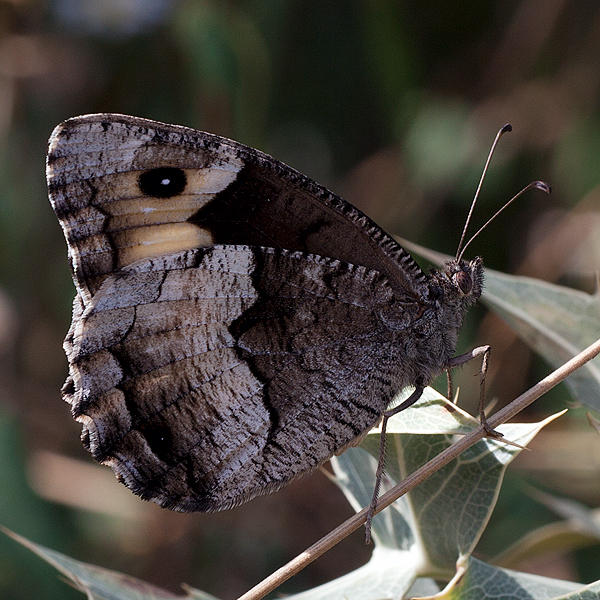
[237,337,600,600]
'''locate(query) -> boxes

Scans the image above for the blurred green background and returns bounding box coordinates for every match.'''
[1,0,600,598]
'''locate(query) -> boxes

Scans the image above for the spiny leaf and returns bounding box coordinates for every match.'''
[439,556,593,600]
[319,411,564,599]
[2,527,203,600]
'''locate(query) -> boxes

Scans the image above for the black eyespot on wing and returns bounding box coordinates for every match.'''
[140,422,176,462]
[138,167,187,198]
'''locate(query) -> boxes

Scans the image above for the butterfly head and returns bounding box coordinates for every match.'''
[451,256,484,301]
[432,256,484,308]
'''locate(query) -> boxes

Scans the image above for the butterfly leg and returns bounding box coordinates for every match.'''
[365,385,425,544]
[446,367,455,403]
[446,345,500,437]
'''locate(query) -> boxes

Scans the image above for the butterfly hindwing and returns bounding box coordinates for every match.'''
[64,245,407,511]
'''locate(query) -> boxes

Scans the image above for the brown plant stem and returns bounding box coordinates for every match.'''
[237,337,600,600]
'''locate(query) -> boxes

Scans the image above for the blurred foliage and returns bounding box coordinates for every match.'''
[1,0,600,598]
[3,403,583,599]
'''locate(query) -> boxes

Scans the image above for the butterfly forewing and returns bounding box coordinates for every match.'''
[47,114,428,304]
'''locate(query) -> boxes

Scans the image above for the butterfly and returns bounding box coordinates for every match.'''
[46,114,484,514]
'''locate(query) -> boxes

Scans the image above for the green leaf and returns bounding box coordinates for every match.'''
[321,410,563,598]
[3,408,587,600]
[378,386,479,435]
[281,546,416,600]
[2,528,205,600]
[532,489,600,540]
[441,556,592,600]
[481,269,600,411]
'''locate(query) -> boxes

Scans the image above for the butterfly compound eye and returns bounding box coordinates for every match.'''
[138,167,187,198]
[453,270,473,295]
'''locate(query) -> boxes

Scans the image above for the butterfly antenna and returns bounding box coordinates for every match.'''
[456,180,551,262]
[455,124,513,260]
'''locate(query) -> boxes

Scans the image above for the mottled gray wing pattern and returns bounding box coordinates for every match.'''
[46,114,431,511]
[64,245,413,510]
[46,114,429,305]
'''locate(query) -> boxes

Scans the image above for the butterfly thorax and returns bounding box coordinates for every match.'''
[421,255,484,371]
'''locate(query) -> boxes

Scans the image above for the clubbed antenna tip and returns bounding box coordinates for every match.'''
[457,179,552,262]
[532,180,551,194]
